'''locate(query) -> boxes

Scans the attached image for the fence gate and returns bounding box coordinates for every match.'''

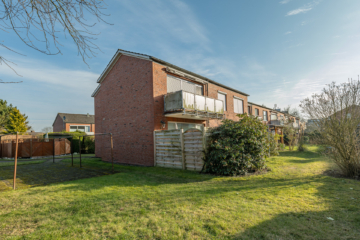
[154,128,205,171]
[183,129,204,171]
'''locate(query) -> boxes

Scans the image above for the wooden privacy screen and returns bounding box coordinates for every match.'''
[154,128,205,171]
[0,139,71,158]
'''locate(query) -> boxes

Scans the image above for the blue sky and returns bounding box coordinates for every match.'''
[1,0,360,131]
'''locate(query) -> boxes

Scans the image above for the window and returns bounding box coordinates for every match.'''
[255,108,259,116]
[70,125,90,132]
[271,113,278,120]
[217,92,227,111]
[167,75,203,95]
[168,122,204,131]
[263,111,268,121]
[233,97,244,114]
[248,106,251,115]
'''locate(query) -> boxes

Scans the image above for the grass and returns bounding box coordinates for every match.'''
[0,160,45,167]
[0,146,359,239]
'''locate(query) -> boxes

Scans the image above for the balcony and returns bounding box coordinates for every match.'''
[164,90,224,120]
[269,120,284,126]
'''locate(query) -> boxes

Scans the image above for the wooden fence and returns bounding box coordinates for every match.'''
[0,138,71,158]
[154,128,205,171]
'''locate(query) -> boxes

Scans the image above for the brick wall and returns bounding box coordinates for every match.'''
[94,55,155,166]
[207,83,249,128]
[53,115,64,132]
[152,63,206,130]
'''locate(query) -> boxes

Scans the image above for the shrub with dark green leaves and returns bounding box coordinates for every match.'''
[267,133,279,156]
[84,137,95,154]
[203,114,269,176]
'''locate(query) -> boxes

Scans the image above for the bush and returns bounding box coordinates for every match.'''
[267,133,279,156]
[48,131,88,153]
[84,137,95,154]
[303,136,309,143]
[279,143,286,151]
[203,114,269,176]
[297,137,308,152]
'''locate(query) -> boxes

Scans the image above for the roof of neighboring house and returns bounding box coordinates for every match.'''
[93,49,250,97]
[53,113,95,126]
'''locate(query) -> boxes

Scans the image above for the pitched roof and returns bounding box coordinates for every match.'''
[54,113,95,126]
[93,49,250,97]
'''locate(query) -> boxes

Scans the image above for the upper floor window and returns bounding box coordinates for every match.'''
[70,125,90,132]
[263,111,268,121]
[217,92,227,111]
[255,108,259,116]
[271,113,278,120]
[233,97,244,114]
[167,75,203,95]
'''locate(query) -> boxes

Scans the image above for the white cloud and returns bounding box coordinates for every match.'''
[286,7,313,16]
[284,31,292,35]
[286,1,321,16]
[280,0,292,4]
[0,55,98,131]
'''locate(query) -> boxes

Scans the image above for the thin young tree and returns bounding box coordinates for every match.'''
[300,80,360,178]
[1,0,109,83]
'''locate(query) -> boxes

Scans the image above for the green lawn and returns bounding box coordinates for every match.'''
[0,160,45,167]
[0,146,359,239]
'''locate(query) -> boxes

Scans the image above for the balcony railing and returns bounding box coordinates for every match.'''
[269,120,284,126]
[164,90,224,119]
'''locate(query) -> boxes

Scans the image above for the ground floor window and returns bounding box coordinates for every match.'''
[70,125,91,132]
[168,122,204,131]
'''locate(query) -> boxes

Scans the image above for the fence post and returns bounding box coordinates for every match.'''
[71,138,73,167]
[153,131,157,166]
[13,132,19,190]
[79,138,82,168]
[53,139,55,163]
[180,129,185,170]
[30,139,32,158]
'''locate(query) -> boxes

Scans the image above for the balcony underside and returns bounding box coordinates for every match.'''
[165,110,224,120]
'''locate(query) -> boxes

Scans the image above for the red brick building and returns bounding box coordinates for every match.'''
[53,113,95,134]
[92,49,297,166]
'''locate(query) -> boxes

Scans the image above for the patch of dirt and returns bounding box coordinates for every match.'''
[323,169,360,181]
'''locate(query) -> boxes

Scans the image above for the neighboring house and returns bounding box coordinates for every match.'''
[52,113,95,134]
[305,119,319,133]
[248,102,299,143]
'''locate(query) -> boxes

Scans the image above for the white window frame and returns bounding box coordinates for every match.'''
[233,96,244,114]
[255,108,259,116]
[263,111,268,121]
[217,91,227,111]
[167,75,203,95]
[69,125,90,132]
[167,121,204,131]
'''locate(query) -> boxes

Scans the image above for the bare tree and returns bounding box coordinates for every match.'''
[42,126,53,133]
[300,80,360,178]
[1,0,109,83]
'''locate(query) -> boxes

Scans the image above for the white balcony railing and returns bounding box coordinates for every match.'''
[164,90,224,119]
